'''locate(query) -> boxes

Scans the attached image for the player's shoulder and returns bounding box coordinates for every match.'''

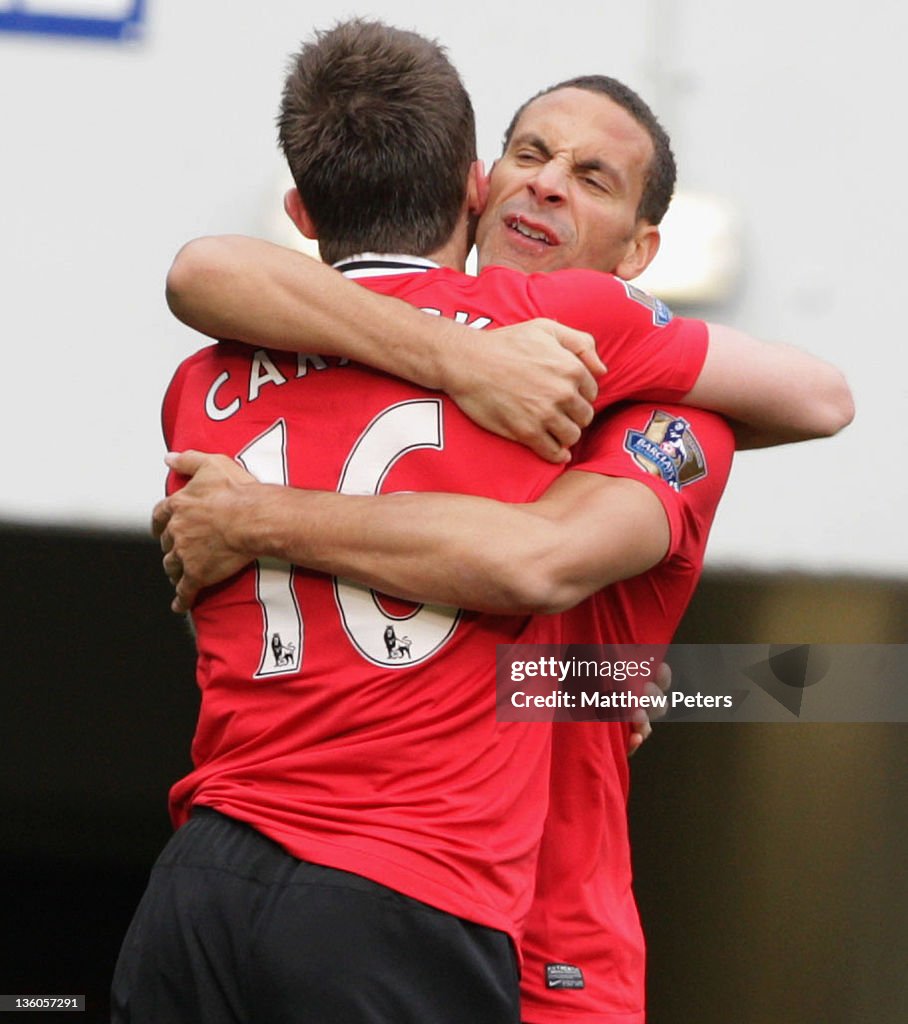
[183,341,216,363]
[478,263,619,295]
[529,266,628,296]
[526,268,679,330]
[175,339,253,371]
[165,340,255,404]
[166,343,212,388]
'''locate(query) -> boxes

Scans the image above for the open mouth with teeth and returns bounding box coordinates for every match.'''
[507,216,556,246]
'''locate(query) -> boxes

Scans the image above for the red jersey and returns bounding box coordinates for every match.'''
[162,256,709,944]
[520,403,734,1022]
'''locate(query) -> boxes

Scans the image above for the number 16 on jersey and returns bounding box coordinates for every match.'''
[236,401,462,679]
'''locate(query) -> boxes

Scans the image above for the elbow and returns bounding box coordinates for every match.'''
[785,366,855,442]
[831,373,856,435]
[815,369,855,438]
[166,238,204,317]
[165,236,231,326]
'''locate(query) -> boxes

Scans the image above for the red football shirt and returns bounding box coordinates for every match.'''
[520,402,735,1022]
[162,257,710,943]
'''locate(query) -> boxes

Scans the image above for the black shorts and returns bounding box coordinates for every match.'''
[111,808,519,1023]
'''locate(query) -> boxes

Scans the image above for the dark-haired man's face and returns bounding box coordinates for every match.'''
[475,88,657,278]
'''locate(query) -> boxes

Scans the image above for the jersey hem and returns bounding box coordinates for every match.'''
[195,801,523,945]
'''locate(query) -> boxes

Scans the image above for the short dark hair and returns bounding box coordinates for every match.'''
[502,75,676,225]
[278,19,476,264]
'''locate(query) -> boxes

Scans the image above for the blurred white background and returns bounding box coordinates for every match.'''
[1,0,905,576]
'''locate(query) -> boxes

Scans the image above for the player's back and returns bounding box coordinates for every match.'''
[162,258,570,941]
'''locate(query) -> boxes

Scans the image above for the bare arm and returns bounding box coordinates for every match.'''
[687,323,855,448]
[155,451,669,616]
[167,237,854,453]
[167,235,604,463]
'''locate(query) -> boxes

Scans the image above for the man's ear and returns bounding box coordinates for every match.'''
[467,160,490,217]
[284,188,318,239]
[615,223,661,281]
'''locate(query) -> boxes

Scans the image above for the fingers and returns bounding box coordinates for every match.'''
[166,449,255,488]
[575,368,599,406]
[645,688,668,722]
[526,431,572,464]
[554,361,598,407]
[524,409,586,463]
[151,498,172,541]
[162,547,183,585]
[172,575,200,615]
[163,549,200,615]
[533,322,601,403]
[546,321,606,378]
[641,662,672,724]
[164,449,215,478]
[155,496,192,609]
[546,413,583,449]
[530,383,593,456]
[521,405,590,463]
[561,390,595,429]
[449,317,604,461]
[628,709,652,757]
[520,319,602,404]
[161,536,189,613]
[155,451,226,616]
[655,660,672,694]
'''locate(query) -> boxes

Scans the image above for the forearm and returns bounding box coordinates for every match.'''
[686,323,855,447]
[166,235,461,388]
[222,482,570,614]
[166,236,602,463]
[159,454,668,615]
[216,473,666,616]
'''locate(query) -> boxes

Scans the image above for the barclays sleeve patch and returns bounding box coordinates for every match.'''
[624,410,707,491]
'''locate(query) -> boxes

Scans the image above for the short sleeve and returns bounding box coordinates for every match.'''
[570,402,735,561]
[527,271,709,409]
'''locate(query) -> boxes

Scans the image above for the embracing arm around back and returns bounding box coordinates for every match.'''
[167,236,603,463]
[168,236,853,453]
[155,451,669,616]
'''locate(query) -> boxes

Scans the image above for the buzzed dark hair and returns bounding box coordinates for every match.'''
[503,75,676,226]
[278,19,476,265]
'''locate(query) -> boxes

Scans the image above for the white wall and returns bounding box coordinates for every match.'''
[652,0,907,576]
[1,1,904,576]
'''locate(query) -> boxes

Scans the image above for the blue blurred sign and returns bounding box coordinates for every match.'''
[0,1,145,41]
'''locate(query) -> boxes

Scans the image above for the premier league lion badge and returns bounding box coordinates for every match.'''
[624,411,707,491]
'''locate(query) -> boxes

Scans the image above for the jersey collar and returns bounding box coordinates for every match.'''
[332,253,440,279]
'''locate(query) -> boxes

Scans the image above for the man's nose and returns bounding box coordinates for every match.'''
[527,159,568,204]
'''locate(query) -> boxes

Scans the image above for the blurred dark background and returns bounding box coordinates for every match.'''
[1,523,905,1022]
